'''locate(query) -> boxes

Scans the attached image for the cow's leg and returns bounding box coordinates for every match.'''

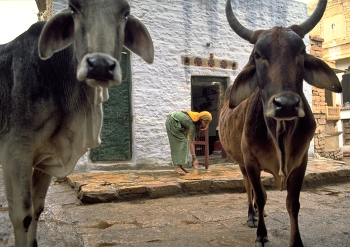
[246,162,268,246]
[27,169,52,246]
[286,156,307,247]
[240,166,257,228]
[2,154,33,246]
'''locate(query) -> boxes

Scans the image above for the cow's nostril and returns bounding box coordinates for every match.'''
[273,98,283,108]
[108,61,116,73]
[87,58,95,69]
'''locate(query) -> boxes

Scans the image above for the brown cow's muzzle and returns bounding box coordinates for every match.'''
[77,53,122,88]
[265,92,305,120]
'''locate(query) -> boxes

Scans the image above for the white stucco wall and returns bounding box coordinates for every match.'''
[67,0,313,170]
[124,0,312,168]
[0,0,315,171]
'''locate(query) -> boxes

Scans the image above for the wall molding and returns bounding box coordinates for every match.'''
[181,53,238,70]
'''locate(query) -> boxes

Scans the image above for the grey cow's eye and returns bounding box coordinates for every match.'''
[124,11,130,20]
[69,5,75,15]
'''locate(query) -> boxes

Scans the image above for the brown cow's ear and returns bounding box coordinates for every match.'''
[304,54,342,93]
[38,8,74,60]
[229,63,258,108]
[124,15,154,64]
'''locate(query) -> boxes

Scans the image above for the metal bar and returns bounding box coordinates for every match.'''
[204,128,209,169]
[194,128,209,169]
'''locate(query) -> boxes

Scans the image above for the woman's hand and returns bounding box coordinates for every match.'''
[189,140,199,168]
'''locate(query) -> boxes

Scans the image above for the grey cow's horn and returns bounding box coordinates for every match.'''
[299,0,327,35]
[225,0,253,42]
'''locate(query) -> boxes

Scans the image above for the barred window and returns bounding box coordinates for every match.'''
[342,73,350,106]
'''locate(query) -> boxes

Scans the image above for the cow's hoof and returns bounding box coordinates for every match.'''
[247,218,258,228]
[254,242,270,247]
[254,237,269,247]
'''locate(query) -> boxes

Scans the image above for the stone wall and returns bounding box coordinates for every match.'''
[310,36,326,155]
[36,0,52,21]
[310,36,343,160]
[37,0,67,21]
[308,0,350,61]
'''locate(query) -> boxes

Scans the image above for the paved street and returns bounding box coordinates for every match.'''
[66,157,350,203]
[1,165,350,247]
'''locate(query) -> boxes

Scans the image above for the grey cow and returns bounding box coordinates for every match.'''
[0,0,153,246]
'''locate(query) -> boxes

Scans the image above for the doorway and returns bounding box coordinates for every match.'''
[191,76,228,163]
[90,50,132,161]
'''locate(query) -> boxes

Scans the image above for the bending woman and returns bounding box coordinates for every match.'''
[165,110,212,175]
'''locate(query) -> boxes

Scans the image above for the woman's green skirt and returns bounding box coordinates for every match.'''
[165,115,189,166]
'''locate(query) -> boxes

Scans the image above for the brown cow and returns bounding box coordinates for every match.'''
[219,0,341,246]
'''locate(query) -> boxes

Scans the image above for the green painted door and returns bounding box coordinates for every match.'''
[90,51,132,161]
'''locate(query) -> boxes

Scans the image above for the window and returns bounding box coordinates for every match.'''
[342,73,350,106]
[325,89,333,106]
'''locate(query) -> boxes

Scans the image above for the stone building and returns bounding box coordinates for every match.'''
[308,0,350,159]
[35,0,313,170]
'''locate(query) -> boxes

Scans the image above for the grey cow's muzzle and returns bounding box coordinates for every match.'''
[77,52,122,88]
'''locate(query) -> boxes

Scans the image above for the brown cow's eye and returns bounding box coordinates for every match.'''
[253,52,261,60]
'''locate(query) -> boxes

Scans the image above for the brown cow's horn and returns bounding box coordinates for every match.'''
[299,0,327,35]
[226,0,254,42]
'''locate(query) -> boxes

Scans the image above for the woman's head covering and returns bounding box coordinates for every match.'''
[198,111,212,121]
[185,111,212,122]
[183,111,212,135]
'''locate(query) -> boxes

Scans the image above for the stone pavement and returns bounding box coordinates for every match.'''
[66,157,350,203]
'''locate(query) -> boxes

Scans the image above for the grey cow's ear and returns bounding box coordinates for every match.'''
[303,54,342,93]
[124,15,154,64]
[229,63,258,108]
[38,8,74,60]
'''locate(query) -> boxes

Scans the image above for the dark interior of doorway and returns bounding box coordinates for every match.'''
[191,76,228,163]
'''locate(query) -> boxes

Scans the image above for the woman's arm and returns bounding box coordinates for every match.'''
[189,140,199,168]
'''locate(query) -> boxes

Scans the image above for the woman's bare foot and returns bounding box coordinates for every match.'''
[174,166,186,175]
[180,165,189,173]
